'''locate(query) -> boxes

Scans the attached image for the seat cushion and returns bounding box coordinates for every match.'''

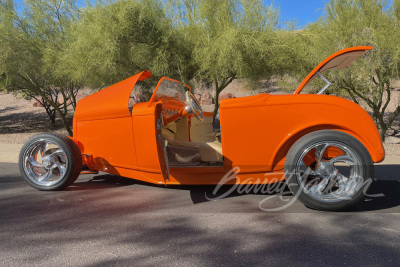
[163,135,202,149]
[198,141,223,162]
[163,135,223,162]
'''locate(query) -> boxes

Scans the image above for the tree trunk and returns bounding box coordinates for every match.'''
[213,88,221,121]
[340,76,400,143]
[56,109,73,136]
[212,75,236,122]
[36,89,73,136]
[44,104,56,124]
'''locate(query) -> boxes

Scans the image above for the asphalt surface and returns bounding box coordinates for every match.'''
[1,162,400,266]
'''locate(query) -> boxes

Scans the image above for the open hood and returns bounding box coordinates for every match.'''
[294,46,373,94]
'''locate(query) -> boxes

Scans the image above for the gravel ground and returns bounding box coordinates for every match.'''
[1,88,399,155]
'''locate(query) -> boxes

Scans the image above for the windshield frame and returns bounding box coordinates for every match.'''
[149,77,191,104]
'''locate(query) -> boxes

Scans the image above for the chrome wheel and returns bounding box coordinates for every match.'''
[22,139,68,187]
[295,141,364,203]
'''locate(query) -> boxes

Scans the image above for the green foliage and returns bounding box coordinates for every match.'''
[62,0,193,87]
[0,0,80,136]
[170,0,291,117]
[63,0,293,120]
[295,0,400,140]
[1,0,399,139]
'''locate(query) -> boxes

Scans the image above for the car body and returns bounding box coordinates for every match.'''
[19,46,385,211]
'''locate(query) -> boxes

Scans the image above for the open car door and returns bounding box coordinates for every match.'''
[155,105,170,182]
[150,78,192,183]
[294,46,373,94]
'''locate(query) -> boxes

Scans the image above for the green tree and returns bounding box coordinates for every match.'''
[170,0,291,118]
[0,0,80,136]
[299,0,400,140]
[62,0,194,88]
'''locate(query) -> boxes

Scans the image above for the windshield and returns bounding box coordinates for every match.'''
[151,77,190,102]
[129,76,191,114]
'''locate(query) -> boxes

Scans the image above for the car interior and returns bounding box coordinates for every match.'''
[162,115,223,167]
[130,76,224,168]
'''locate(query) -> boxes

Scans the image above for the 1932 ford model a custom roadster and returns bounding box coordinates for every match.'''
[19,46,385,211]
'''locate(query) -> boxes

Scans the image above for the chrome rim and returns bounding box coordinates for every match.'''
[23,139,68,187]
[295,141,364,202]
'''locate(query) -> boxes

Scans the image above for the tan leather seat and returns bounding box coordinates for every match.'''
[163,135,223,162]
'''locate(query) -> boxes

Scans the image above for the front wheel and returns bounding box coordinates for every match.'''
[284,130,374,211]
[19,133,82,191]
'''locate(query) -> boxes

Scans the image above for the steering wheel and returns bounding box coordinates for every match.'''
[185,91,204,121]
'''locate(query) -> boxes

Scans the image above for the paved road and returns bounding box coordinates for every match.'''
[1,162,400,266]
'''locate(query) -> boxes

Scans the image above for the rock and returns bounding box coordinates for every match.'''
[135,93,147,103]
[200,91,214,105]
[395,132,400,138]
[386,129,395,136]
[218,93,236,102]
[385,136,400,144]
[194,93,202,102]
[32,100,43,107]
[129,92,147,107]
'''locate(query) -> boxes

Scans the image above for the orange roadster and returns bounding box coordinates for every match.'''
[19,46,384,211]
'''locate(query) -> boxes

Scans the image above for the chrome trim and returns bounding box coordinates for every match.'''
[316,72,332,94]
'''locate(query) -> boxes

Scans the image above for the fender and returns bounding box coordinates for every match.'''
[220,93,384,173]
[268,96,385,169]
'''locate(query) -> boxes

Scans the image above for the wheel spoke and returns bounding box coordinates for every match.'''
[313,178,330,194]
[300,167,313,181]
[39,141,49,158]
[315,143,329,162]
[330,155,355,165]
[334,172,347,190]
[49,149,66,159]
[28,157,43,168]
[38,169,52,182]
[52,162,66,177]
[300,161,317,176]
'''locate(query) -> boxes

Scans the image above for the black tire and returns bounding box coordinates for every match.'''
[19,133,82,191]
[284,130,374,211]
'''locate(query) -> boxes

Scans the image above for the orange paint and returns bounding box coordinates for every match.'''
[72,47,384,185]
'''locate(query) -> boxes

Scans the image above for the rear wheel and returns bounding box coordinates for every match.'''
[19,133,82,191]
[284,130,374,211]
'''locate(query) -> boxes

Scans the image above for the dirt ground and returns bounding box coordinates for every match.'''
[0,86,399,156]
[0,93,70,144]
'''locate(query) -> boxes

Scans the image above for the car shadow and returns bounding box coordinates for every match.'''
[349,180,400,212]
[374,164,400,181]
[66,174,149,191]
[68,163,400,212]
